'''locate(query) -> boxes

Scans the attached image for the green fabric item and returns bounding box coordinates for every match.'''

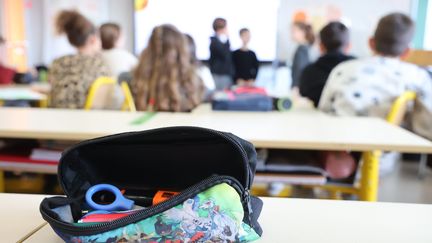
[130,112,156,125]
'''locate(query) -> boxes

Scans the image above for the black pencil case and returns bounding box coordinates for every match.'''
[40,126,263,242]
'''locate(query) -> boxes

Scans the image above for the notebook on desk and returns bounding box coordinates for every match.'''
[256,149,359,185]
[255,149,327,185]
[0,88,46,100]
[254,173,326,185]
[0,141,59,174]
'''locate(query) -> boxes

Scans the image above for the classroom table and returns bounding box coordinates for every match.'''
[0,193,48,243]
[0,107,431,153]
[3,193,431,243]
[0,107,432,201]
[0,83,50,107]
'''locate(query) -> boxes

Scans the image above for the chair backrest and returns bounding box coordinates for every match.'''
[386,91,416,125]
[84,77,116,110]
[120,81,136,112]
[403,49,432,67]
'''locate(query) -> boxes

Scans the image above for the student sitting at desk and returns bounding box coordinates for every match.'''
[0,36,16,85]
[131,24,204,112]
[300,22,354,107]
[49,10,111,109]
[319,13,432,174]
[100,23,138,78]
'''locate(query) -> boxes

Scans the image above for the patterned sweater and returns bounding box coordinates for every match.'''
[49,54,111,109]
[319,56,432,140]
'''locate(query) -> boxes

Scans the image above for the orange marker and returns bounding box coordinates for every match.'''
[152,191,179,205]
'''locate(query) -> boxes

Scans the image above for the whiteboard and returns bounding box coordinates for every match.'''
[41,0,110,64]
[134,0,280,61]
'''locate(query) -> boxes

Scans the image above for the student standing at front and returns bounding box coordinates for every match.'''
[290,22,315,93]
[209,18,235,91]
[232,28,259,86]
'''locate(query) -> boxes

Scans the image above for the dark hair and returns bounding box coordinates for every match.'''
[100,23,120,50]
[55,10,96,48]
[0,36,4,45]
[213,18,227,32]
[185,34,199,65]
[293,22,315,45]
[239,28,249,36]
[319,22,350,52]
[374,13,414,56]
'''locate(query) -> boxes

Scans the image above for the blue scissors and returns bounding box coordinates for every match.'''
[85,184,135,212]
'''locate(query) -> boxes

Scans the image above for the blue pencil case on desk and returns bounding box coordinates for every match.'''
[40,127,263,242]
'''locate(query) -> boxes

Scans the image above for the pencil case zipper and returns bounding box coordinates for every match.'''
[59,126,253,195]
[41,175,252,236]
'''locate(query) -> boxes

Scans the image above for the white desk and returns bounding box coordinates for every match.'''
[0,108,431,201]
[0,107,431,153]
[13,194,432,243]
[0,193,48,243]
[0,85,47,101]
[145,112,432,153]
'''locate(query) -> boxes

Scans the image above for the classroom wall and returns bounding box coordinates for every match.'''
[24,0,43,67]
[23,0,134,67]
[421,0,432,49]
[276,0,412,62]
[0,0,3,36]
[107,0,134,53]
[18,0,417,67]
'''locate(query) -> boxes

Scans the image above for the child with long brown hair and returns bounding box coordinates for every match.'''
[132,24,204,112]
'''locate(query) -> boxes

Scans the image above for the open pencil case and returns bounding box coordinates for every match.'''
[40,126,263,242]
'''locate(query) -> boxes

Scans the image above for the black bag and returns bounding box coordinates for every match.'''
[40,127,263,242]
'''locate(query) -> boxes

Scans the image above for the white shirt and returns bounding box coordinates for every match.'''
[319,56,432,140]
[101,48,138,78]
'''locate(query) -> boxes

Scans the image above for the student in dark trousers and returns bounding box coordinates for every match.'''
[300,22,354,107]
[291,22,315,92]
[209,18,234,90]
[232,28,259,86]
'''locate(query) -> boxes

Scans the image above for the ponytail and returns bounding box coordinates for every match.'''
[55,10,96,48]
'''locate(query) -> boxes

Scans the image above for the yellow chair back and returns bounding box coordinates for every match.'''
[120,81,136,112]
[84,77,116,110]
[386,91,416,125]
[302,91,417,201]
